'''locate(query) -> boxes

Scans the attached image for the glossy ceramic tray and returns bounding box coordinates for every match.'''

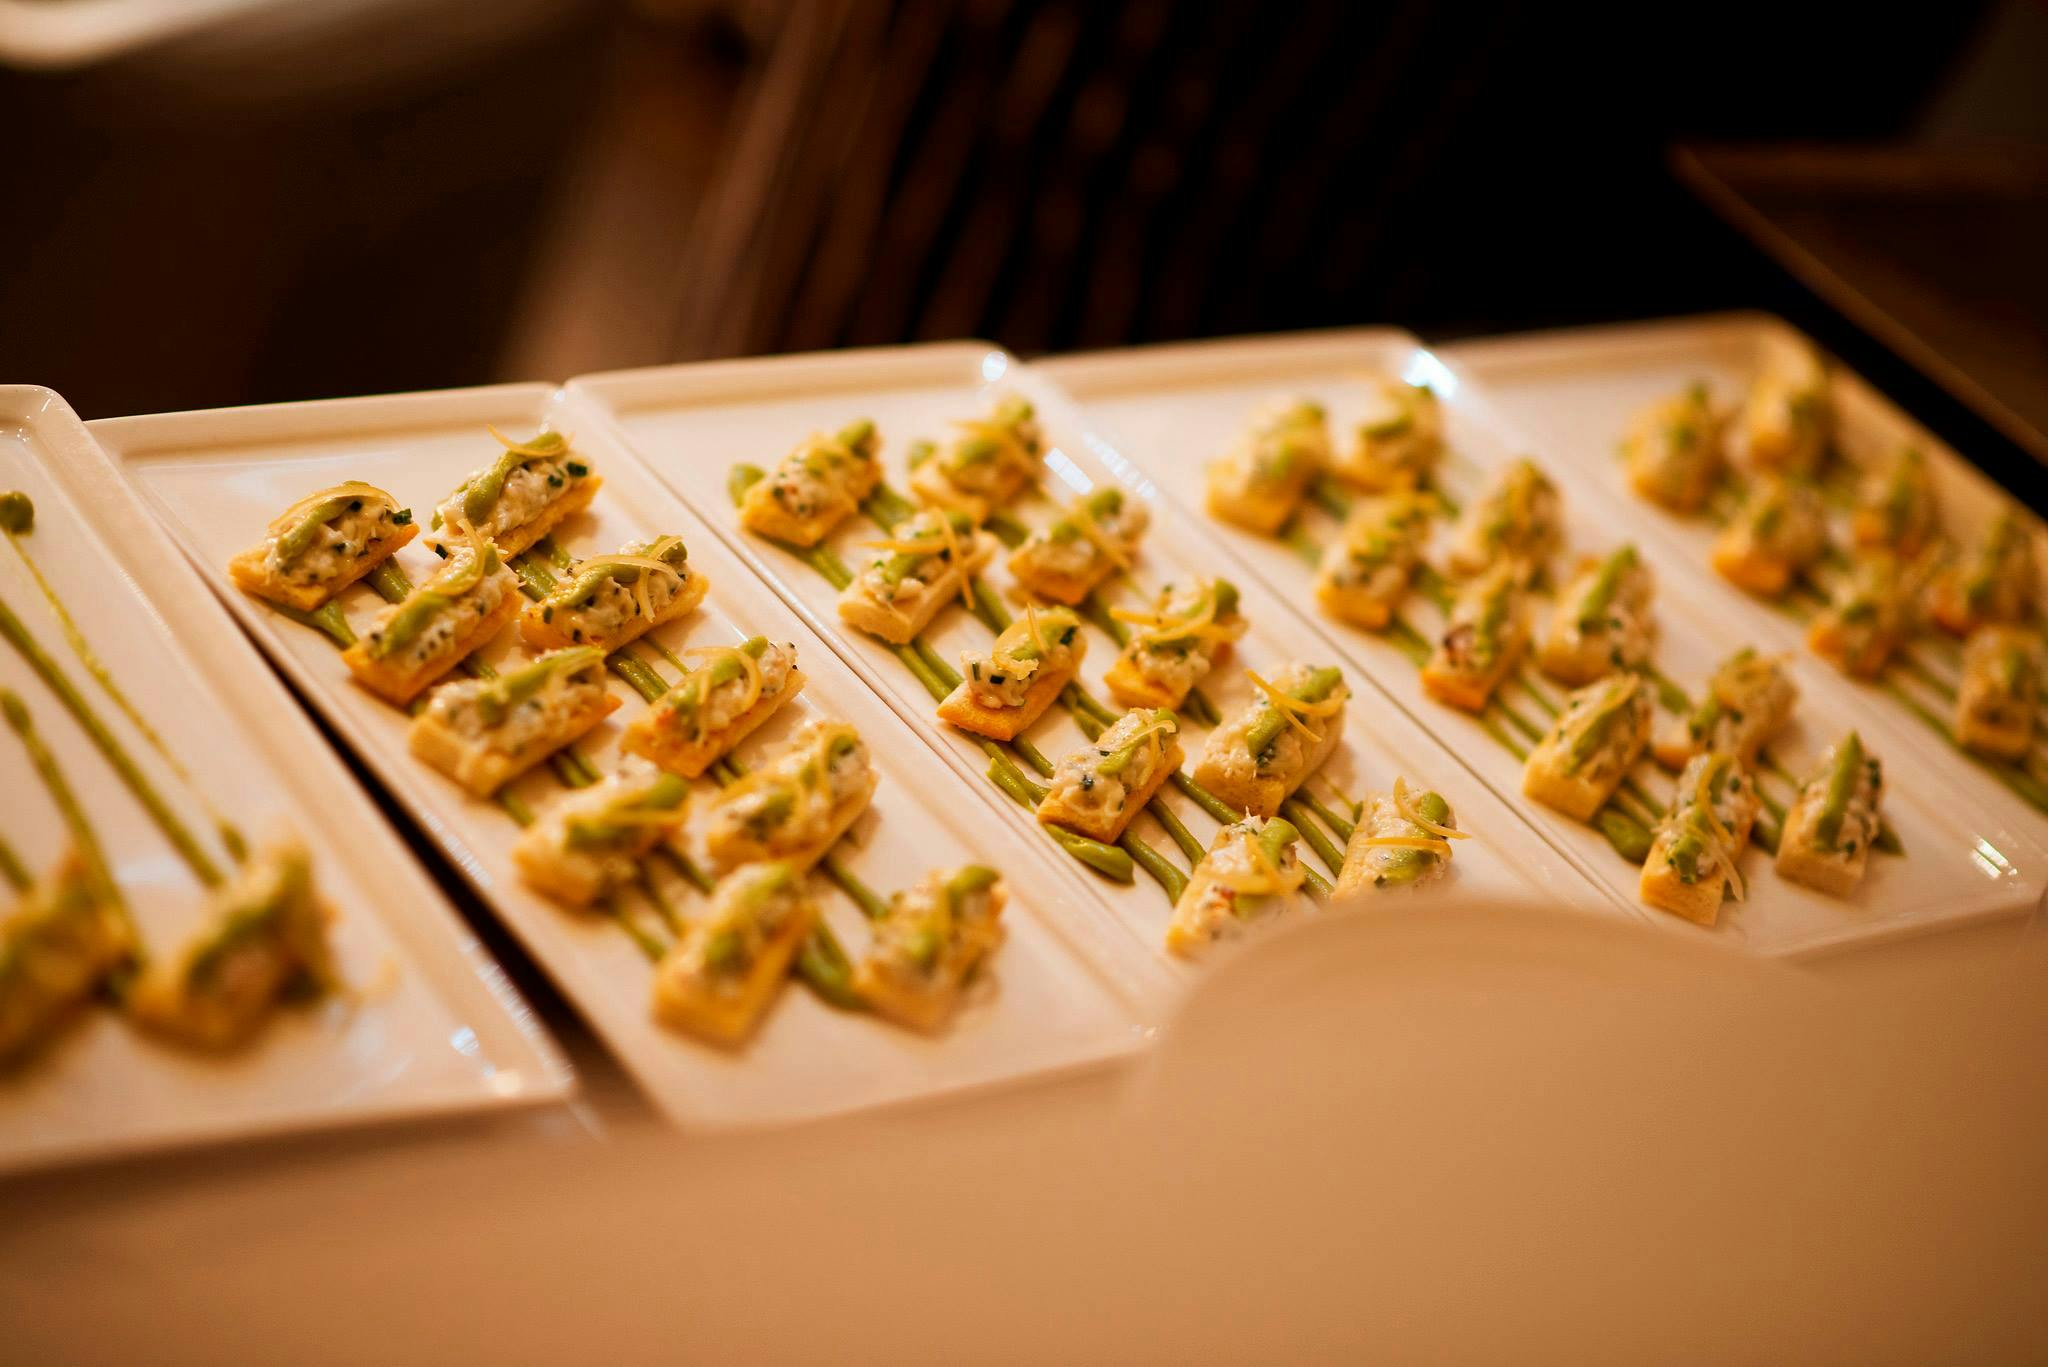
[1040,333,2047,956]
[0,386,570,1174]
[94,383,1147,1132]
[568,343,1621,983]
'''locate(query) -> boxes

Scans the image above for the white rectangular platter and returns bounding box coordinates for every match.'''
[1038,332,2048,957]
[94,383,1147,1132]
[1435,312,2048,845]
[0,386,570,1174]
[568,343,1620,985]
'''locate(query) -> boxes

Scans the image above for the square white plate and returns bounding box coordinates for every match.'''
[95,383,1148,1131]
[0,386,571,1174]
[569,342,1622,984]
[1436,312,2048,847]
[1039,332,2047,957]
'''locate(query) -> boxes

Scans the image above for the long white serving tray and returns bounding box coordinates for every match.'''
[1435,312,2048,844]
[567,343,1620,982]
[93,383,1149,1132]
[1038,331,2048,957]
[0,386,571,1174]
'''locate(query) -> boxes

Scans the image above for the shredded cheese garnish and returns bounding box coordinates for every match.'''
[1112,588,1246,646]
[1064,498,1135,571]
[1353,835,1455,855]
[1690,759,1747,902]
[488,424,572,458]
[860,516,974,608]
[1246,669,1346,744]
[682,645,764,723]
[950,419,1038,477]
[1391,776,1470,841]
[1211,828,1308,896]
[269,481,393,532]
[1558,674,1641,757]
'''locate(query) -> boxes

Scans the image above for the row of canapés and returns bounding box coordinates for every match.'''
[729,397,1472,955]
[1618,347,2041,768]
[1199,383,1888,925]
[230,429,1004,1044]
[2,489,333,1067]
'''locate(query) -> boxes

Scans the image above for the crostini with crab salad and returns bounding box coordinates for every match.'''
[1537,544,1655,686]
[1165,816,1307,957]
[1330,376,1443,493]
[699,719,877,875]
[1652,648,1798,771]
[1313,488,1434,630]
[1807,552,1922,679]
[1851,447,1938,558]
[936,605,1085,742]
[1101,578,1245,712]
[1741,344,1830,475]
[341,536,522,707]
[1204,396,1331,534]
[1622,383,1723,514]
[1954,625,2040,761]
[518,534,707,652]
[1710,473,1829,598]
[1639,752,1760,927]
[737,419,880,547]
[907,395,1044,523]
[426,428,599,559]
[1338,780,1466,895]
[1446,457,1562,580]
[1192,663,1348,820]
[1036,708,1182,845]
[1929,510,2039,637]
[1007,487,1149,606]
[1521,673,1655,823]
[651,861,815,1046]
[853,865,1007,1031]
[229,481,416,612]
[409,647,619,798]
[1774,731,1885,897]
[622,637,805,779]
[512,758,690,909]
[837,508,996,645]
[0,852,132,1062]
[1420,563,1526,712]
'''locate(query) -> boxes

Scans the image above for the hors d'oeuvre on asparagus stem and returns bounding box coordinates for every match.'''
[1192,664,1348,819]
[1337,779,1465,895]
[1807,552,1921,679]
[1710,474,1828,597]
[1007,487,1149,605]
[1103,578,1245,710]
[409,647,619,798]
[341,536,521,706]
[1954,626,2040,760]
[622,637,805,778]
[907,396,1044,523]
[1851,447,1938,557]
[1538,544,1654,686]
[1775,731,1885,896]
[1521,674,1655,822]
[1165,816,1306,957]
[1037,708,1182,845]
[229,482,416,611]
[1653,648,1798,770]
[1741,345,1830,475]
[1313,489,1434,629]
[1331,376,1443,492]
[1420,563,1526,712]
[513,758,689,908]
[0,852,132,1063]
[737,420,880,547]
[652,862,814,1045]
[1622,383,1722,514]
[853,865,1007,1030]
[1929,511,2038,636]
[427,428,599,559]
[1639,753,1759,926]
[700,719,877,875]
[1446,457,1561,579]
[1204,397,1330,534]
[837,508,995,644]
[518,535,706,652]
[936,605,1085,742]
[128,841,336,1050]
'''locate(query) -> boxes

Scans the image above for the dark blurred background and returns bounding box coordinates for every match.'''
[2,0,2043,428]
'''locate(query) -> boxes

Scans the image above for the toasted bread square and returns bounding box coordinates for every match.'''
[228,522,418,613]
[342,583,521,708]
[621,671,807,778]
[518,571,708,652]
[934,663,1075,742]
[408,689,619,798]
[1035,740,1183,844]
